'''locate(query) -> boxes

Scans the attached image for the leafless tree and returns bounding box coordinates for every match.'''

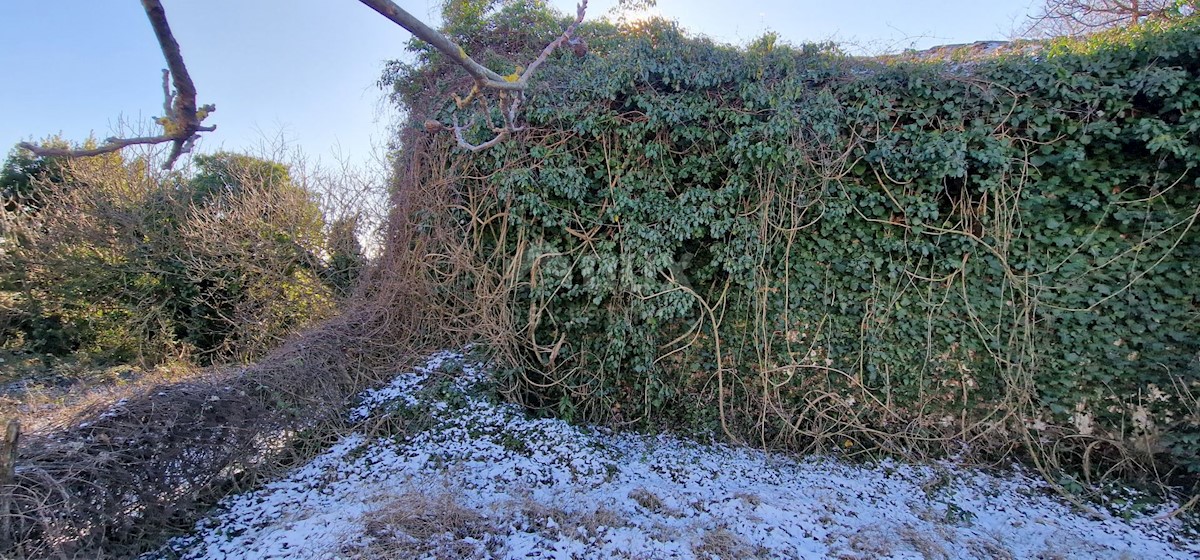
[1023,0,1196,36]
[20,0,591,167]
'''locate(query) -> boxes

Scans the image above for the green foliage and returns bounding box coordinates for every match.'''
[170,152,333,360]
[393,13,1200,481]
[0,141,69,217]
[380,0,570,121]
[440,0,506,40]
[616,0,657,10]
[190,152,294,203]
[326,215,367,298]
[0,148,358,366]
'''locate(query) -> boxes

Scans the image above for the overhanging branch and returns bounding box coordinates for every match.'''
[358,0,589,151]
[20,0,586,166]
[20,0,214,169]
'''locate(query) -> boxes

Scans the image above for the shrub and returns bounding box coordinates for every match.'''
[0,146,357,365]
[388,9,1200,482]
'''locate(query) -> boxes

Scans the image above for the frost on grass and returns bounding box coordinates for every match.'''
[163,351,1199,559]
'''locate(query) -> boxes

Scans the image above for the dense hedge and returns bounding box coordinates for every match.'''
[392,13,1200,482]
[0,149,361,365]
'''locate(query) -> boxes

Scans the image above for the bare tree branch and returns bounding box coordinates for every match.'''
[17,133,194,159]
[20,0,214,169]
[358,0,510,87]
[1022,0,1193,37]
[358,0,589,151]
[21,0,588,166]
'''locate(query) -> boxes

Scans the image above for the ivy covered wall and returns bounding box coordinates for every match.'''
[390,14,1200,481]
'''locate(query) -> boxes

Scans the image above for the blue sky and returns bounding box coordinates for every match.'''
[0,0,1036,169]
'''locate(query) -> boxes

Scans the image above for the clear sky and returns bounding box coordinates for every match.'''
[0,0,1036,170]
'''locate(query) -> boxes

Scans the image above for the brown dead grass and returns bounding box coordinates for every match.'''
[515,497,631,541]
[693,527,769,559]
[830,522,983,560]
[345,489,502,559]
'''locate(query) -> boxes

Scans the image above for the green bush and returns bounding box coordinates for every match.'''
[0,147,362,365]
[391,9,1200,481]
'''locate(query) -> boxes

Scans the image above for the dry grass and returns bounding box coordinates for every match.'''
[627,487,666,513]
[692,527,769,559]
[627,487,684,518]
[896,524,951,560]
[966,537,1015,560]
[831,523,1014,560]
[515,497,630,541]
[345,489,502,559]
[734,491,762,507]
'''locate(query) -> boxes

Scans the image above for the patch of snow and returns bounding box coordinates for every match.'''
[347,349,462,421]
[162,351,1199,559]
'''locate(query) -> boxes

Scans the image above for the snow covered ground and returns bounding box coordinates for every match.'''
[163,351,1199,559]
